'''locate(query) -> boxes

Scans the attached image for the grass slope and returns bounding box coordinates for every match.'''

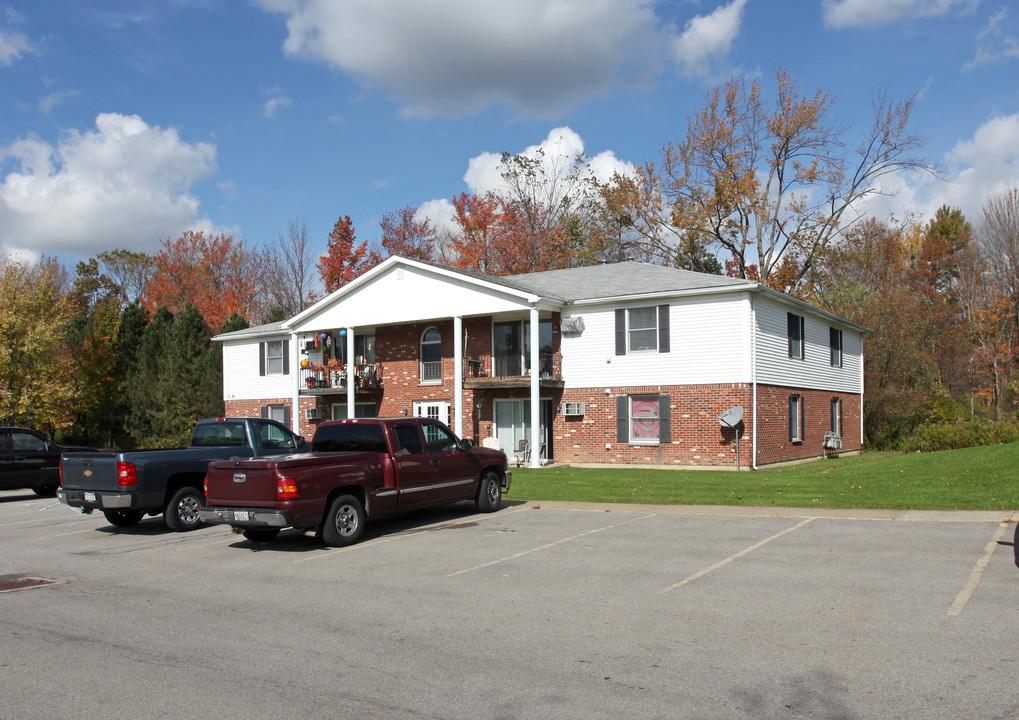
[507,442,1019,511]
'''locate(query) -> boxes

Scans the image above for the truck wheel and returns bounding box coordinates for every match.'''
[103,510,144,527]
[243,528,280,543]
[322,494,365,547]
[475,471,502,513]
[165,486,204,532]
[32,484,58,497]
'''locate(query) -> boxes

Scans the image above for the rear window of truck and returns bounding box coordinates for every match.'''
[313,424,388,453]
[192,422,247,446]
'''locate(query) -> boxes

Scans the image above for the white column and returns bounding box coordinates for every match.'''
[290,331,301,434]
[529,307,541,468]
[346,327,356,418]
[454,315,464,438]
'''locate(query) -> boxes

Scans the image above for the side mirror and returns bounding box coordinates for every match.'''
[460,438,474,450]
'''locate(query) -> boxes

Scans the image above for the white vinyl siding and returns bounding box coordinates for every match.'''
[222,339,293,401]
[755,298,863,394]
[563,294,750,388]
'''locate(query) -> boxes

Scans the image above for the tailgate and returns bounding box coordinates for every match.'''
[59,453,121,491]
[205,462,278,507]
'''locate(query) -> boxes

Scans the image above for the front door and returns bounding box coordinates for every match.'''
[494,399,553,465]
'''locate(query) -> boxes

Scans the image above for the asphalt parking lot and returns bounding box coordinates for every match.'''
[2,489,1017,720]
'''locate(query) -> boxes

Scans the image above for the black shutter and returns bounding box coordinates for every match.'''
[658,305,670,353]
[259,342,266,376]
[788,396,797,441]
[260,406,268,419]
[658,395,670,443]
[283,405,292,427]
[616,395,629,443]
[282,339,290,374]
[615,309,626,356]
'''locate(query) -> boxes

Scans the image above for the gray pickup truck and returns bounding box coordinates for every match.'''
[58,418,306,531]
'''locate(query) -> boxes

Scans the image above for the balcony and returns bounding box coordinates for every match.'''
[299,363,383,396]
[463,352,563,389]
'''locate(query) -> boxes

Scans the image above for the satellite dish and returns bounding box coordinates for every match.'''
[718,406,744,428]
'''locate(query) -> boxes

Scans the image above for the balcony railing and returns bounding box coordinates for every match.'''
[300,364,382,392]
[464,352,561,381]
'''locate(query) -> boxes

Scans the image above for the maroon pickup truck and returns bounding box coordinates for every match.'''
[198,417,511,546]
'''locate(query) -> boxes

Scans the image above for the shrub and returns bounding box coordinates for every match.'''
[899,420,1019,453]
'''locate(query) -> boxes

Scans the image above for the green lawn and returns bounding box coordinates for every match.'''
[506,442,1019,511]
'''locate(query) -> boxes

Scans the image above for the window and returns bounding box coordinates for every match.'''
[259,339,290,376]
[11,430,46,452]
[394,424,424,455]
[616,395,671,445]
[256,420,299,452]
[423,422,458,453]
[330,403,377,420]
[789,395,804,443]
[261,404,290,426]
[830,398,843,435]
[313,423,388,453]
[615,305,670,355]
[788,313,804,360]
[420,327,442,383]
[336,332,375,364]
[829,327,843,367]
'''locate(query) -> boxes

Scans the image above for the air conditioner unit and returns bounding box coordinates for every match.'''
[563,401,585,416]
[560,316,585,334]
[304,407,320,421]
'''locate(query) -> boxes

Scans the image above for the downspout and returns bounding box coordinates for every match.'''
[290,331,301,434]
[860,335,865,448]
[454,315,464,438]
[750,295,759,470]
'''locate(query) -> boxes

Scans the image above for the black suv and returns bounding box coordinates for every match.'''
[0,427,97,496]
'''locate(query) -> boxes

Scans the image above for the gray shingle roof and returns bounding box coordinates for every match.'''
[499,261,754,302]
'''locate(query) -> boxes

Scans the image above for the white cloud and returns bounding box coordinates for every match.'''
[0,8,36,66]
[823,0,977,28]
[417,127,635,235]
[0,113,218,258]
[255,0,665,117]
[861,112,1019,224]
[670,0,748,78]
[39,89,80,115]
[463,126,635,195]
[263,89,292,118]
[967,7,1019,69]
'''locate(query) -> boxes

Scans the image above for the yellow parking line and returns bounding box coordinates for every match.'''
[946,521,1009,617]
[663,517,816,593]
[448,513,657,577]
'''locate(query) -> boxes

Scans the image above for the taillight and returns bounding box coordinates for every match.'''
[276,477,298,499]
[59,460,64,487]
[117,461,137,486]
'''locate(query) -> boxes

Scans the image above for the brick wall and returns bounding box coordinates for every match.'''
[224,322,861,467]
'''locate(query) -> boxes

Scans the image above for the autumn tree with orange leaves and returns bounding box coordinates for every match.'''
[380,205,437,262]
[144,231,264,331]
[317,215,382,293]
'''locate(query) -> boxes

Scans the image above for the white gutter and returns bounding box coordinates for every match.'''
[529,306,541,469]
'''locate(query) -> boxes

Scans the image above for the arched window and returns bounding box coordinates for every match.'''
[420,327,441,383]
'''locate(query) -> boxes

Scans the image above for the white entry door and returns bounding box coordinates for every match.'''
[413,401,450,425]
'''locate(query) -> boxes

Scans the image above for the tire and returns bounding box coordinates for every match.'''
[32,485,58,497]
[242,528,280,543]
[104,510,144,527]
[321,494,365,547]
[164,486,204,532]
[475,471,502,513]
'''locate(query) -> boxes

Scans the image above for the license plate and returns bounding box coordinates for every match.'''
[233,510,250,521]
[84,492,96,502]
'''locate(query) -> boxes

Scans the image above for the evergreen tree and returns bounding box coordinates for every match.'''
[129,307,174,445]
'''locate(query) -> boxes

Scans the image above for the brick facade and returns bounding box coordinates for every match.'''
[224,322,861,468]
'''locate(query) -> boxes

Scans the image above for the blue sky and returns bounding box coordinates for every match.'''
[1,0,1018,265]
